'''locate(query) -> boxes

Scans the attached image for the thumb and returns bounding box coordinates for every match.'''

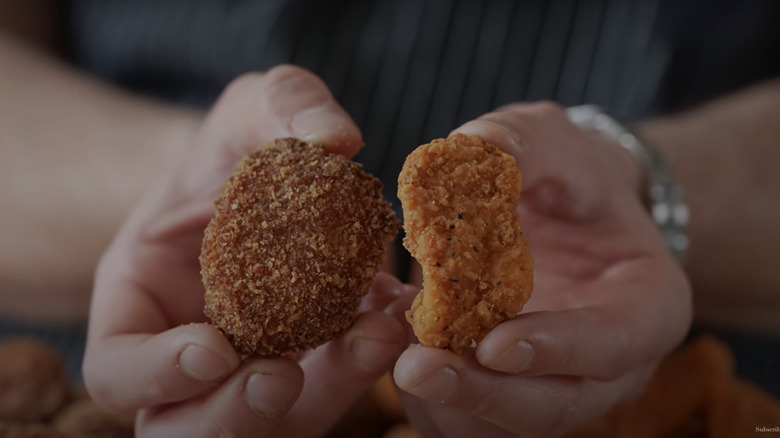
[120,65,362,244]
[452,101,640,220]
[208,64,362,156]
[193,65,363,186]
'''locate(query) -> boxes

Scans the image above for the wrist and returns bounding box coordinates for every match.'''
[567,105,689,263]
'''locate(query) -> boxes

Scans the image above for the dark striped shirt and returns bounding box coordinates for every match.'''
[66,0,666,213]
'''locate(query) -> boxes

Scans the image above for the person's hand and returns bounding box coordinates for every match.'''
[82,65,409,437]
[392,102,693,437]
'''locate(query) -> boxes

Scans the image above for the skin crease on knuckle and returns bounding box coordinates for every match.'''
[471,115,530,156]
[210,64,325,130]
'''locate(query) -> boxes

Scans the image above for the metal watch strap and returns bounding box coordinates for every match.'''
[566,105,689,263]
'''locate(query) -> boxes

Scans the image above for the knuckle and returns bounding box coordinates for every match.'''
[471,116,528,151]
[531,100,566,119]
[260,64,328,101]
[221,71,266,100]
[264,64,315,83]
[222,65,325,107]
[463,381,502,419]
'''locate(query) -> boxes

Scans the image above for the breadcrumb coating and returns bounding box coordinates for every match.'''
[200,138,399,356]
[398,134,533,353]
[566,336,780,437]
[53,399,133,438]
[0,420,63,438]
[0,339,70,422]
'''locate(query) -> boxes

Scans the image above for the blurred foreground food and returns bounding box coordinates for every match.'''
[0,339,133,438]
[564,336,780,437]
[2,336,778,437]
[344,336,780,438]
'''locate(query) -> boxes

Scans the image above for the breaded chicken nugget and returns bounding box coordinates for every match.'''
[200,138,399,356]
[566,336,780,438]
[398,134,533,353]
[53,399,133,438]
[0,339,70,422]
[0,420,63,438]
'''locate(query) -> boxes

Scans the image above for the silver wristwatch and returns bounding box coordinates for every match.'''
[566,105,689,263]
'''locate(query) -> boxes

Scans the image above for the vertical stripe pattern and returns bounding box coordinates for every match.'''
[67,0,662,211]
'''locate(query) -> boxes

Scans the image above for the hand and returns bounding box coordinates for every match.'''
[82,65,409,437]
[393,102,692,437]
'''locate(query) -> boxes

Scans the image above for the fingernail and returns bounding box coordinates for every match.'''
[350,336,400,373]
[403,366,458,403]
[178,344,234,382]
[483,340,535,373]
[290,103,356,145]
[455,118,524,150]
[244,372,298,418]
[373,274,405,298]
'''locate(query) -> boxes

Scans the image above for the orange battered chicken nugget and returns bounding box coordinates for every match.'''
[398,133,533,353]
[201,138,399,356]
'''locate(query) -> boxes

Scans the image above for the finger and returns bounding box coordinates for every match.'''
[137,358,303,438]
[84,323,239,416]
[193,65,363,189]
[378,239,398,275]
[278,310,408,435]
[394,345,654,437]
[475,265,691,380]
[451,101,569,187]
[382,283,418,344]
[133,64,364,244]
[213,64,363,155]
[359,271,406,313]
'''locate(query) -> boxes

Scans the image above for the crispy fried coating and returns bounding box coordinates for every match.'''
[200,138,399,356]
[566,336,780,438]
[0,420,63,438]
[398,134,533,353]
[0,339,70,422]
[383,424,422,438]
[53,399,133,438]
